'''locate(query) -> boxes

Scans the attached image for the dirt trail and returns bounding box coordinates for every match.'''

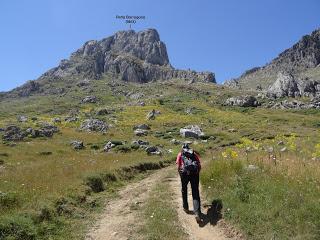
[169,174,243,240]
[85,170,166,240]
[86,167,243,240]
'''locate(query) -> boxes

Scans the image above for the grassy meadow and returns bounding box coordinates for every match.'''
[0,75,320,239]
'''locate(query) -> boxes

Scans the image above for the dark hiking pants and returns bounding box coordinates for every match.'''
[179,173,201,216]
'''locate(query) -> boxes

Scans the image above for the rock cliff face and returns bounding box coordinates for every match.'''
[41,29,214,84]
[5,29,215,98]
[266,72,320,98]
[225,29,320,94]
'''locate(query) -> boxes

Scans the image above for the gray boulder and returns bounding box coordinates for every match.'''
[145,146,162,155]
[133,124,150,130]
[52,117,61,123]
[80,119,108,132]
[146,109,161,120]
[2,125,26,141]
[180,125,204,139]
[81,95,97,104]
[70,141,85,150]
[103,141,115,152]
[225,95,260,107]
[17,115,28,122]
[267,72,300,98]
[134,129,148,136]
[132,139,149,148]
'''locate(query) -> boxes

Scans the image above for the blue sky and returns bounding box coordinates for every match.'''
[0,0,319,91]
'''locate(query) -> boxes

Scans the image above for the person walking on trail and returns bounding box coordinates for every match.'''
[176,143,202,223]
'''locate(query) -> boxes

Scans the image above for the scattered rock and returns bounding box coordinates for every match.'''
[133,124,150,130]
[131,140,149,148]
[129,92,144,100]
[145,146,162,155]
[81,95,97,104]
[103,141,123,152]
[245,164,260,171]
[70,141,85,150]
[280,147,287,152]
[228,128,237,133]
[52,117,61,123]
[2,125,26,141]
[225,95,260,107]
[80,119,108,132]
[180,125,205,139]
[266,99,320,109]
[134,129,148,136]
[17,115,28,122]
[146,109,161,120]
[65,116,79,122]
[76,79,91,87]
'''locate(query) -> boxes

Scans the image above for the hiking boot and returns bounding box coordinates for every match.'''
[195,213,202,223]
[183,208,189,214]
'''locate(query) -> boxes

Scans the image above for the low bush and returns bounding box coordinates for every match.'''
[0,215,36,240]
[84,174,105,193]
[0,192,20,209]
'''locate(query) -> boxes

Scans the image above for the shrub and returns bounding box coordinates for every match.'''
[0,159,4,165]
[85,174,105,193]
[90,144,100,150]
[100,172,117,182]
[0,215,36,240]
[0,192,20,209]
[130,144,140,150]
[115,145,131,153]
[37,205,56,222]
[55,197,75,216]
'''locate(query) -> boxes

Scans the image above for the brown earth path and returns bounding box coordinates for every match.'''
[85,166,243,240]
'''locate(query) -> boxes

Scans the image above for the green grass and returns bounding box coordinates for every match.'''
[201,138,320,239]
[1,74,320,239]
[138,170,187,240]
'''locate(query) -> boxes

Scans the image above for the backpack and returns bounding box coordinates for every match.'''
[181,151,199,175]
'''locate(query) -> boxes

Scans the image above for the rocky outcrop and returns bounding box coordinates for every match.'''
[265,98,320,109]
[80,119,108,132]
[226,28,320,90]
[267,72,320,98]
[180,125,204,138]
[4,29,215,99]
[225,95,260,107]
[40,29,215,84]
[2,124,59,142]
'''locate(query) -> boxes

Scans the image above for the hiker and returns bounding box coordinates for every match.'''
[176,143,202,223]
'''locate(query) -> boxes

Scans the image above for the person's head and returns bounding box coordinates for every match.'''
[182,143,193,156]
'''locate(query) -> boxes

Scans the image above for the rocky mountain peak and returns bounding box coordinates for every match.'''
[34,28,214,87]
[73,28,169,67]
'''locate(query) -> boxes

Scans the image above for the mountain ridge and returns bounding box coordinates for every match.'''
[224,28,320,92]
[3,28,215,99]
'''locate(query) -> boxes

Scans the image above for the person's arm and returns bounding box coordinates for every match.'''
[176,152,182,171]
